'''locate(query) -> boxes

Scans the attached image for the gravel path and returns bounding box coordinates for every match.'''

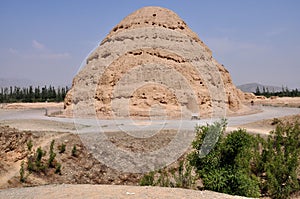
[0,105,299,133]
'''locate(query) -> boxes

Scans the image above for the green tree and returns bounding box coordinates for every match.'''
[188,121,260,197]
[257,121,300,198]
[255,86,261,95]
[48,140,56,168]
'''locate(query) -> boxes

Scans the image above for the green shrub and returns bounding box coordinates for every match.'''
[26,147,46,172]
[71,145,77,157]
[258,122,300,199]
[19,161,25,182]
[27,139,33,151]
[188,120,227,175]
[140,171,155,186]
[156,169,170,187]
[58,143,66,154]
[139,160,195,189]
[55,163,62,175]
[172,160,194,188]
[271,118,281,125]
[35,147,46,171]
[27,155,35,172]
[188,121,260,198]
[139,120,300,198]
[48,140,56,167]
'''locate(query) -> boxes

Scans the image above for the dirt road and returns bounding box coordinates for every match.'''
[0,105,299,133]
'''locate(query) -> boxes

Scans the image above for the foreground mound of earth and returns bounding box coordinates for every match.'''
[0,184,250,199]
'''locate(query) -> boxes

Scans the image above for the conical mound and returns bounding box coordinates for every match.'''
[102,6,211,54]
[64,6,246,119]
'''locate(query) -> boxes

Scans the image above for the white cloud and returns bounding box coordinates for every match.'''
[8,48,18,54]
[32,40,45,50]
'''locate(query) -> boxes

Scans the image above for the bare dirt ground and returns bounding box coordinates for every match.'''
[0,102,63,109]
[0,125,249,199]
[0,126,142,189]
[0,184,251,199]
[227,114,300,135]
[251,96,300,108]
[239,114,299,129]
[0,99,300,198]
[0,119,89,132]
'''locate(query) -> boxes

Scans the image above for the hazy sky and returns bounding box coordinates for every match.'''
[1,1,299,88]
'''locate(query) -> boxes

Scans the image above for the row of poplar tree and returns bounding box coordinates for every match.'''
[0,85,69,103]
[254,86,300,98]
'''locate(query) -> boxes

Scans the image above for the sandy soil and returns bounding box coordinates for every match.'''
[227,114,300,135]
[251,97,300,108]
[0,119,87,132]
[0,184,251,199]
[0,102,64,109]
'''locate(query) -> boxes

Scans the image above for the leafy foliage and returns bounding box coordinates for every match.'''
[21,139,63,181]
[26,139,33,151]
[71,145,77,157]
[0,85,69,103]
[140,119,300,198]
[58,143,66,154]
[55,163,62,175]
[188,121,260,197]
[139,171,155,186]
[140,160,195,188]
[255,121,300,198]
[19,161,26,183]
[171,160,194,188]
[48,140,56,168]
[254,86,300,98]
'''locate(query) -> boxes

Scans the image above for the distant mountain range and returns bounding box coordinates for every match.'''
[237,83,283,93]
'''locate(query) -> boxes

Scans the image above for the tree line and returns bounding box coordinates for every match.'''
[0,85,69,103]
[254,86,300,98]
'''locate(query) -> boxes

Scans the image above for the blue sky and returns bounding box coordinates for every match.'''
[0,0,299,88]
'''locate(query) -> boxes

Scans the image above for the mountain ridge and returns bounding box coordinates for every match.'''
[237,83,283,93]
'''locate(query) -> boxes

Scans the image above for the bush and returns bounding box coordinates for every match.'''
[171,160,194,188]
[26,147,46,172]
[71,145,77,157]
[271,118,281,125]
[27,139,33,151]
[140,171,155,186]
[140,160,195,188]
[257,122,300,198]
[35,147,46,171]
[23,139,63,177]
[48,140,56,167]
[58,143,66,154]
[19,161,25,182]
[188,121,260,197]
[55,163,62,175]
[139,119,300,198]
